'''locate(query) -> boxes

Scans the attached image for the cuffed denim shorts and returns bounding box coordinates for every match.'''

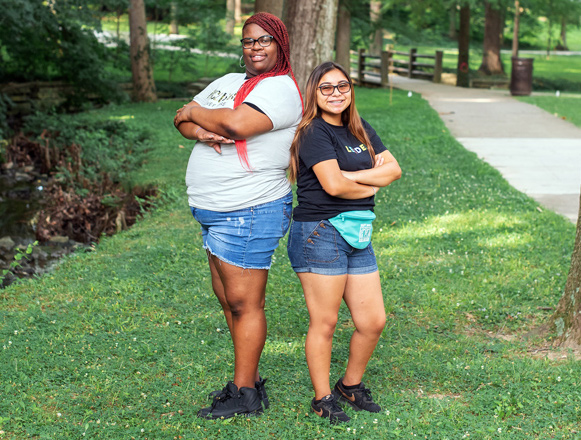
[190,192,293,270]
[287,219,378,276]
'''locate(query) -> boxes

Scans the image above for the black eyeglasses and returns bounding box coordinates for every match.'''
[240,35,274,49]
[318,82,352,96]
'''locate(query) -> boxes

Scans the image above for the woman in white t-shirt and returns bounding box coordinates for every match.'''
[173,12,302,419]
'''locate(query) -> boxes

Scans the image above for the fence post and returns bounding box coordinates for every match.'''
[408,48,416,78]
[380,51,389,87]
[433,50,443,83]
[358,48,365,85]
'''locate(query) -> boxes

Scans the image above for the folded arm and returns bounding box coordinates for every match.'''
[340,150,402,187]
[312,159,378,200]
[174,100,273,140]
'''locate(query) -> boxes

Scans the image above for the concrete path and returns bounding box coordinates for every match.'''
[389,75,581,223]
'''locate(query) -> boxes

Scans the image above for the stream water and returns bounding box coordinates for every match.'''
[0,166,86,287]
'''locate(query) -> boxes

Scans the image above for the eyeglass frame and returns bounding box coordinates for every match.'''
[240,35,275,49]
[317,81,352,96]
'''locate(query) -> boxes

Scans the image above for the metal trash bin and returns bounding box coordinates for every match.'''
[510,57,534,96]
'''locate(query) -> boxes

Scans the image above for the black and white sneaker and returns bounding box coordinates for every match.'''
[198,381,263,419]
[311,394,350,424]
[208,377,270,409]
[332,378,381,413]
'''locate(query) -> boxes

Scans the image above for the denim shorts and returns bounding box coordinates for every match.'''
[190,192,293,270]
[287,219,378,276]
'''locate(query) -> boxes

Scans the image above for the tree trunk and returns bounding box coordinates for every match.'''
[369,0,383,55]
[559,16,568,50]
[335,0,351,71]
[539,191,581,349]
[285,0,339,93]
[456,4,470,88]
[226,0,235,35]
[129,0,157,102]
[478,1,505,75]
[169,2,179,35]
[512,0,520,57]
[235,0,241,24]
[449,5,457,40]
[255,0,284,17]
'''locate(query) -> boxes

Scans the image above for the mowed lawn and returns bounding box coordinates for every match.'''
[0,87,578,439]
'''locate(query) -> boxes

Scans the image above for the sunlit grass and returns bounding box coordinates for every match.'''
[0,88,577,439]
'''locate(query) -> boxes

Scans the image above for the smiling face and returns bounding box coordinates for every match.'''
[316,69,352,126]
[242,23,278,78]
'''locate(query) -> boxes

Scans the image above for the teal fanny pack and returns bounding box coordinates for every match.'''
[328,210,376,249]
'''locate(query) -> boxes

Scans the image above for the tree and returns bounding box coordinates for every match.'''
[456,3,471,87]
[369,0,383,55]
[335,0,352,70]
[478,0,506,75]
[512,0,521,56]
[285,0,339,92]
[537,192,581,349]
[255,0,284,17]
[226,0,236,35]
[169,2,179,35]
[129,0,157,102]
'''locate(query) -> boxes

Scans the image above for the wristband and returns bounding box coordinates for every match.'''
[195,127,203,138]
[372,186,377,195]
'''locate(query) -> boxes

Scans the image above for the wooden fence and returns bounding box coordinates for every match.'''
[353,48,443,86]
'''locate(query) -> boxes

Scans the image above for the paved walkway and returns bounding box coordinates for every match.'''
[389,75,581,223]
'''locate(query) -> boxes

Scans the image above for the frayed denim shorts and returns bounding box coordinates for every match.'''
[287,219,378,276]
[190,192,293,270]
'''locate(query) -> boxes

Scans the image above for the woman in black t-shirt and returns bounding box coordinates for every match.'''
[287,61,401,424]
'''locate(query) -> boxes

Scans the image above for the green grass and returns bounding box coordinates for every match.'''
[518,94,581,128]
[0,88,578,439]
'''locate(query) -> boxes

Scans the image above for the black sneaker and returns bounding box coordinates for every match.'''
[198,381,263,419]
[255,377,270,409]
[332,378,381,413]
[311,394,350,424]
[208,377,270,409]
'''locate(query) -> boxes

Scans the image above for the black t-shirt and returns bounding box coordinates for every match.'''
[293,117,388,222]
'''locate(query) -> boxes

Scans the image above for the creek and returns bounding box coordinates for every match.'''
[0,164,88,288]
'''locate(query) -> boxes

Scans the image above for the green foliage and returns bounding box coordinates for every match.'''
[0,0,123,104]
[21,112,151,190]
[0,241,37,286]
[0,90,578,438]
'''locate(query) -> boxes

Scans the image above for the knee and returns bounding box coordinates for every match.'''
[310,317,338,340]
[228,297,264,317]
[358,313,386,337]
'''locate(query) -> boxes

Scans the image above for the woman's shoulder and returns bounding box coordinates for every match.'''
[256,74,299,92]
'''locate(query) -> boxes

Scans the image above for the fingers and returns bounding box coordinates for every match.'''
[374,156,385,167]
[209,142,222,154]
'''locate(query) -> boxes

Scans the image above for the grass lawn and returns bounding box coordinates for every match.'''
[518,94,581,128]
[0,88,578,439]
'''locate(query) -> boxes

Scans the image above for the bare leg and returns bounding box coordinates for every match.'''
[208,255,261,383]
[210,255,268,388]
[342,271,386,386]
[297,272,347,400]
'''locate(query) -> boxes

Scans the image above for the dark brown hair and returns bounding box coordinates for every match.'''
[233,12,302,170]
[288,61,374,183]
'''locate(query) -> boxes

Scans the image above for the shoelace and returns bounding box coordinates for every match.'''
[212,385,238,405]
[360,387,373,402]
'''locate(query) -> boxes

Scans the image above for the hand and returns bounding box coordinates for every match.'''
[374,155,385,167]
[196,127,234,154]
[341,170,356,181]
[174,104,191,127]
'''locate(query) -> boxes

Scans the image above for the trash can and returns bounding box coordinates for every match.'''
[510,57,534,96]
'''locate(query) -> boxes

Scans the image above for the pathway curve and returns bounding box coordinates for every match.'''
[389,75,581,223]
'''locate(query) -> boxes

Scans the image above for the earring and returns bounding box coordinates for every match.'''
[239,55,245,68]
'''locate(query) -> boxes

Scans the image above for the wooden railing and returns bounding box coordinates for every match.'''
[352,48,443,86]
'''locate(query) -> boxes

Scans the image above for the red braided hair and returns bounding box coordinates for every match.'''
[234,12,303,170]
